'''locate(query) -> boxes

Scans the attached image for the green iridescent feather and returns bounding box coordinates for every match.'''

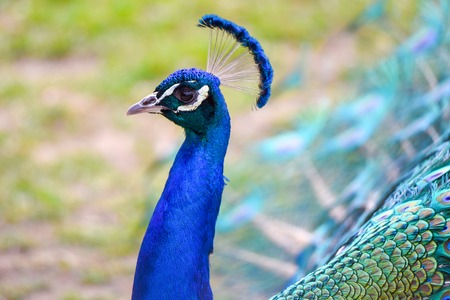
[271,142,450,299]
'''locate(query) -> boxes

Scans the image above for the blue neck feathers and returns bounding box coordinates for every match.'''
[132,99,231,299]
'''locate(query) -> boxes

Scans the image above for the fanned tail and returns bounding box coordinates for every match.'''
[214,0,450,297]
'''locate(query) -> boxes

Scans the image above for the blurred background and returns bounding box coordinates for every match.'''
[0,0,422,299]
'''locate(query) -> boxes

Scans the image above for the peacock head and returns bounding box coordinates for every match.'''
[126,15,273,131]
[127,68,224,133]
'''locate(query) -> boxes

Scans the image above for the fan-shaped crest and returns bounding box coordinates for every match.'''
[198,15,273,108]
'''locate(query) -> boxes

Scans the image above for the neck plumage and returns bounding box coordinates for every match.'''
[132,111,231,299]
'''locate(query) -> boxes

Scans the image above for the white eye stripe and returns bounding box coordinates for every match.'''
[156,81,196,102]
[154,82,209,113]
[176,85,209,112]
[157,83,181,103]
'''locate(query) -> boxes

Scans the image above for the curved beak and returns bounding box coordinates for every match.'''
[126,92,166,116]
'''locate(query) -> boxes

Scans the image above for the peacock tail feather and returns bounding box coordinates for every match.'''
[212,0,450,297]
[272,143,450,299]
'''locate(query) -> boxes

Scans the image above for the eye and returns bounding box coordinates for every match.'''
[174,86,198,103]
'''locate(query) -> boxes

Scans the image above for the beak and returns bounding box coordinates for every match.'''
[126,92,166,116]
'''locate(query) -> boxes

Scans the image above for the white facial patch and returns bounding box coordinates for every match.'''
[157,83,181,103]
[176,85,210,112]
[138,84,181,109]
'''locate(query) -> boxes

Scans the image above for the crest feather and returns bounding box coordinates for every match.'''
[198,14,273,108]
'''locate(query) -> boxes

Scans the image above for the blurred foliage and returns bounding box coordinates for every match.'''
[0,0,419,299]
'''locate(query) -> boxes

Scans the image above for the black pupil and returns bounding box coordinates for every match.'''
[176,87,196,103]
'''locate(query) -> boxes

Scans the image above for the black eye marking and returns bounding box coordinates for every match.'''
[174,86,198,103]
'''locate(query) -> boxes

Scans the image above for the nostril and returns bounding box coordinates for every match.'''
[141,96,156,106]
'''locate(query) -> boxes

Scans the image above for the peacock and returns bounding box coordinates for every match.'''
[126,1,450,298]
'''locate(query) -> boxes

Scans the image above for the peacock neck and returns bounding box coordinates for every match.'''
[132,110,231,299]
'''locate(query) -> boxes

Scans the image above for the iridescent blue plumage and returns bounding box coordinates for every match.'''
[156,68,221,93]
[130,69,230,299]
[127,15,272,299]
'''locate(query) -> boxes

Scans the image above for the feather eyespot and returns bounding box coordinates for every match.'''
[174,86,198,103]
[443,239,450,254]
[441,290,450,300]
[436,190,450,205]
